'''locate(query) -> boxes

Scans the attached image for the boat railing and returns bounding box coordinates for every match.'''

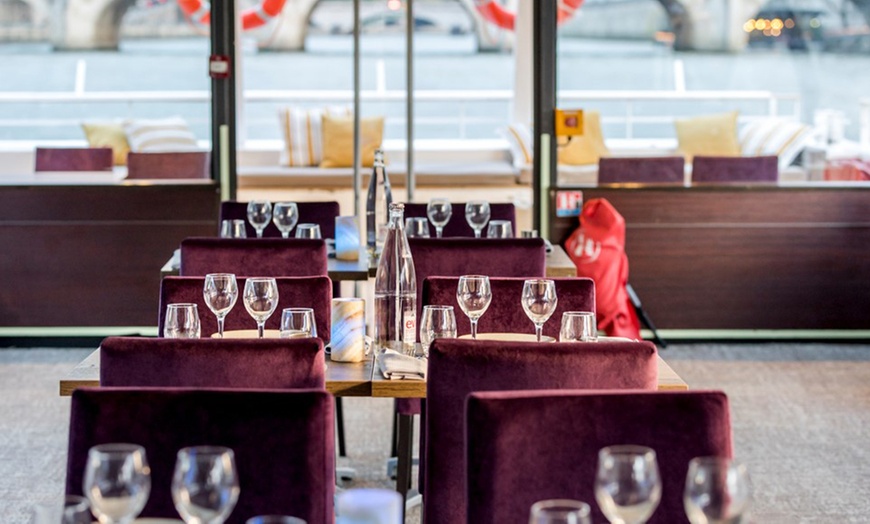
[0,88,801,145]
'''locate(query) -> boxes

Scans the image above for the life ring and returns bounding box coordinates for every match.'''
[178,0,287,30]
[474,0,584,31]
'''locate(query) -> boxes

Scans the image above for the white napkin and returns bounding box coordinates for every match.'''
[378,350,427,381]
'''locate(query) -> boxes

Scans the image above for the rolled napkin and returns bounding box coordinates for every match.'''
[330,298,366,362]
[378,350,427,381]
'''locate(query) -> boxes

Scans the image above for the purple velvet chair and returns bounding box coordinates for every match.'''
[425,338,659,524]
[158,276,332,340]
[692,155,778,183]
[126,151,211,179]
[34,147,113,172]
[598,156,685,184]
[179,238,328,277]
[220,201,341,239]
[401,202,516,238]
[422,276,595,339]
[100,337,326,389]
[66,388,335,524]
[466,390,733,524]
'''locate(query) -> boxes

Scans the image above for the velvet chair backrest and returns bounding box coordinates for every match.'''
[408,237,546,337]
[158,276,332,341]
[466,390,733,524]
[220,201,341,239]
[179,238,328,277]
[401,202,516,237]
[425,338,659,524]
[692,155,779,183]
[598,156,686,184]
[66,388,335,524]
[34,147,114,172]
[422,276,595,339]
[100,337,326,389]
[126,151,210,179]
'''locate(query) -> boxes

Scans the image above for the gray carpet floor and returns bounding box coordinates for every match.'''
[2,343,869,523]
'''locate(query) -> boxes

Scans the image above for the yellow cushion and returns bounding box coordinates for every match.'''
[558,111,609,165]
[279,106,351,167]
[81,122,130,166]
[674,112,741,160]
[320,114,384,168]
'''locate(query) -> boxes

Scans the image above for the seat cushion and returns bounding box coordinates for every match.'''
[675,112,741,161]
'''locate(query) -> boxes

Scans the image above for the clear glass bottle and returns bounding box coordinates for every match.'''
[374,203,417,356]
[366,149,392,257]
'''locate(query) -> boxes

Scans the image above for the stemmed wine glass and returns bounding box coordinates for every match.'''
[456,275,492,340]
[243,278,279,338]
[203,273,238,338]
[684,457,752,524]
[521,279,558,342]
[529,499,592,524]
[595,446,662,524]
[83,443,151,524]
[427,198,452,238]
[272,202,299,238]
[465,200,491,238]
[246,200,272,238]
[420,305,457,358]
[172,446,240,524]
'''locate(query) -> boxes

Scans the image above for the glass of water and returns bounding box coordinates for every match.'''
[30,496,91,524]
[295,223,322,239]
[464,200,491,238]
[529,499,592,524]
[164,303,201,339]
[246,200,272,238]
[172,446,240,524]
[684,457,752,524]
[83,443,151,524]
[272,202,300,238]
[420,305,457,358]
[219,219,247,239]
[595,446,661,524]
[486,219,513,238]
[559,311,598,342]
[426,198,452,238]
[280,307,317,338]
[405,217,431,238]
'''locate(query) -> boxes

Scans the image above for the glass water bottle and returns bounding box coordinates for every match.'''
[373,203,417,356]
[366,149,392,257]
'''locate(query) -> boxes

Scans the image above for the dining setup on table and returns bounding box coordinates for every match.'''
[52,194,752,524]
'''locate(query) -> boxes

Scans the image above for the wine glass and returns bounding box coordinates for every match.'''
[405,217,431,238]
[486,219,513,238]
[684,457,752,524]
[280,307,317,338]
[529,499,592,524]
[420,305,457,358]
[172,446,240,524]
[595,446,662,524]
[559,311,598,342]
[243,278,279,338]
[465,200,491,238]
[84,443,151,524]
[426,198,452,238]
[203,273,238,338]
[456,275,492,339]
[272,202,299,238]
[30,496,91,524]
[164,303,201,339]
[521,279,558,342]
[246,200,272,238]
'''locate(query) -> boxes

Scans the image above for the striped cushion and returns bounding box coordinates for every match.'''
[739,118,815,171]
[499,123,533,168]
[123,117,199,153]
[279,106,351,167]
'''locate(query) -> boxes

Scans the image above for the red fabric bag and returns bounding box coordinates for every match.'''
[564,198,641,339]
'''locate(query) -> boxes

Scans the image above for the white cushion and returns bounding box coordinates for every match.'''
[278,106,351,167]
[498,123,533,169]
[739,118,815,171]
[123,117,199,152]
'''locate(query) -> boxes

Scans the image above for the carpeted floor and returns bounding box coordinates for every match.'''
[2,343,869,523]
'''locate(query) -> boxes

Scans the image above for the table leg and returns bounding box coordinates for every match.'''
[395,412,414,512]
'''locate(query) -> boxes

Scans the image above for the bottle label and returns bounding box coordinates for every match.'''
[403,310,416,344]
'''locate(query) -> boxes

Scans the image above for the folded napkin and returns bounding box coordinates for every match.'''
[378,350,427,381]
